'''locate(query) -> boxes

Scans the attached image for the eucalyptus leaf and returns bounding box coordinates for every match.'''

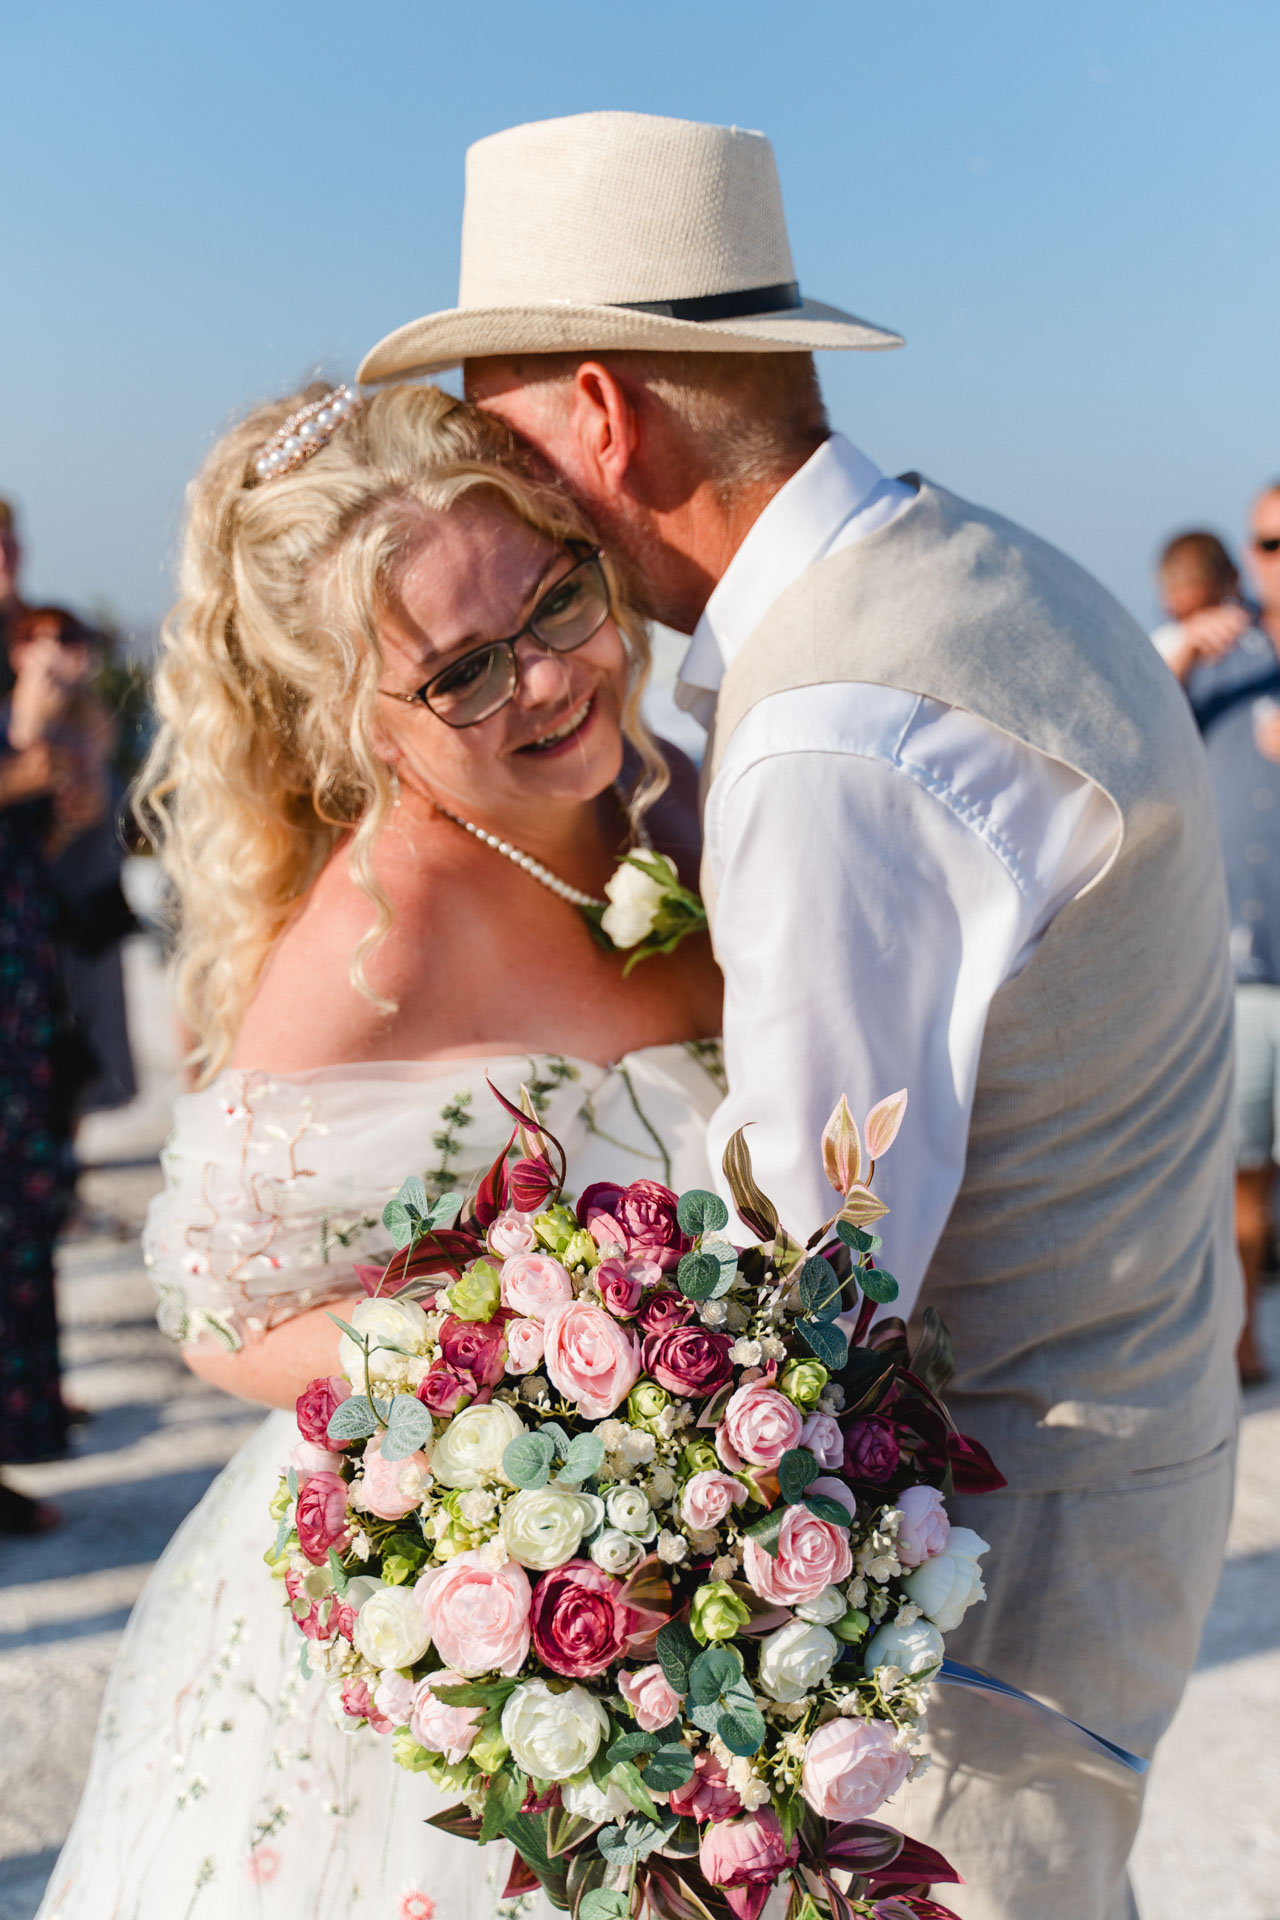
[643,1743,696,1792]
[803,1492,853,1528]
[858,1266,900,1305]
[272,1512,293,1559]
[381,1393,434,1462]
[326,1313,365,1343]
[798,1256,843,1322]
[539,1420,572,1461]
[777,1446,820,1505]
[503,1430,557,1489]
[286,1465,298,1498]
[688,1643,743,1705]
[397,1174,430,1216]
[558,1432,605,1485]
[327,1394,379,1442]
[676,1189,730,1238]
[326,1547,349,1596]
[655,1619,700,1693]
[426,1190,463,1230]
[798,1318,849,1370]
[606,1729,658,1766]
[675,1250,723,1301]
[835,1220,874,1253]
[715,1702,768,1756]
[580,1893,629,1920]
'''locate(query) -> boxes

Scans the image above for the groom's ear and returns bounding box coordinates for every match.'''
[565,361,641,499]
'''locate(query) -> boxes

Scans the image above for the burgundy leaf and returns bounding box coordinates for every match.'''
[822,1821,904,1873]
[503,1852,544,1898]
[866,1835,962,1888]
[471,1127,517,1228]
[945,1430,1007,1493]
[424,1804,484,1841]
[484,1079,568,1187]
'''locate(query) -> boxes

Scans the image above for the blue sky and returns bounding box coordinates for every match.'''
[2,0,1276,631]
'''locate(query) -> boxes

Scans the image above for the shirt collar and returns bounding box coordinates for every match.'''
[676,432,889,711]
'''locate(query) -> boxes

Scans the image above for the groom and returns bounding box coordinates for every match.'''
[360,112,1240,1917]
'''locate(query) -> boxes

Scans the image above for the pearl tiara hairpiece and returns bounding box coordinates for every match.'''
[251,384,363,483]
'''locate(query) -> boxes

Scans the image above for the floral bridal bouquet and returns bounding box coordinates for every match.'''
[266,1085,1004,1920]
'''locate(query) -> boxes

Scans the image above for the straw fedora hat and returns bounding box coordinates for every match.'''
[358,110,903,383]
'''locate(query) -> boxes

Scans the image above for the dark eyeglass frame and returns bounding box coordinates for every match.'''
[1254,536,1280,555]
[380,546,611,730]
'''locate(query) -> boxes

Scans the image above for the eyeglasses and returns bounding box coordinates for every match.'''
[1254,537,1280,556]
[381,548,612,729]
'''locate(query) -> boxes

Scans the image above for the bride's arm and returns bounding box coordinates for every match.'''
[183,1298,354,1412]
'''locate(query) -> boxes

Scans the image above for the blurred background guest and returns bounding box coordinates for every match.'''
[1152,486,1280,1384]
[0,511,75,1532]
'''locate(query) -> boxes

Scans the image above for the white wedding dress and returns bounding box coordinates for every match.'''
[38,1043,725,1920]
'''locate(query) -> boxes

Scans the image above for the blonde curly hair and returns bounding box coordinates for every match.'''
[137,381,666,1085]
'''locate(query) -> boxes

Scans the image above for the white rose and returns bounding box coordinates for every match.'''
[863,1618,945,1680]
[501,1486,600,1570]
[793,1584,849,1627]
[351,1582,432,1670]
[431,1401,526,1489]
[757,1619,840,1703]
[501,1678,610,1781]
[600,856,674,949]
[459,1488,497,1528]
[901,1526,989,1631]
[589,1527,645,1575]
[562,1773,636,1821]
[606,1484,657,1538]
[337,1296,431,1390]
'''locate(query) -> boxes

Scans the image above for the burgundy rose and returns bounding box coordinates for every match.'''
[579,1179,687,1271]
[596,1258,645,1319]
[637,1286,696,1337]
[417,1361,472,1416]
[530,1558,631,1677]
[439,1312,508,1390]
[843,1416,900,1483]
[295,1470,352,1565]
[508,1156,557,1212]
[643,1323,734,1398]
[296,1374,353,1450]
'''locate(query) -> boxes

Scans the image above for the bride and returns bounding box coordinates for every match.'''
[39,381,723,1920]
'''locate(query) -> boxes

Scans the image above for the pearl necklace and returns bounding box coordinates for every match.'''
[434,804,609,909]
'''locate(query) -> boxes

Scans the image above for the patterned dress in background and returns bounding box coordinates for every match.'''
[0,807,70,1464]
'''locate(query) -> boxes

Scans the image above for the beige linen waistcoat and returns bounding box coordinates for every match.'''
[704,479,1239,1492]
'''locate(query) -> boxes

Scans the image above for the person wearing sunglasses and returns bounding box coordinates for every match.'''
[1154,481,1280,1386]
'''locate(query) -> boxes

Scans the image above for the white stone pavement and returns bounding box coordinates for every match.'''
[1,930,1277,1919]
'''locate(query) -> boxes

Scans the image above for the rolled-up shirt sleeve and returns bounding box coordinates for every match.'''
[701,689,1118,1318]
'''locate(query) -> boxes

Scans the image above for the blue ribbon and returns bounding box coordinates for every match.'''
[936,1658,1150,1775]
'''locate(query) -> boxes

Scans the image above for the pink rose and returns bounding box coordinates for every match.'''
[643,1324,734,1399]
[409,1669,482,1763]
[508,1157,558,1212]
[668,1750,743,1823]
[743,1502,853,1605]
[419,1551,532,1677]
[285,1568,354,1642]
[680,1469,749,1533]
[718,1381,804,1469]
[843,1416,900,1483]
[340,1676,393,1734]
[800,1716,911,1820]
[358,1432,432,1521]
[501,1252,574,1320]
[296,1375,353,1449]
[505,1317,545,1374]
[618,1662,684,1732]
[699,1810,798,1920]
[373,1670,418,1726]
[595,1258,645,1319]
[439,1312,508,1389]
[290,1438,345,1481]
[417,1361,472,1416]
[800,1413,844,1470]
[542,1300,640,1419]
[637,1286,696,1337]
[295,1470,352,1565]
[578,1179,688,1271]
[530,1557,631,1678]
[895,1485,950,1568]
[488,1210,539,1258]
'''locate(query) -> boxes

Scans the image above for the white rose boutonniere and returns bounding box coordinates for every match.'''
[593,853,707,974]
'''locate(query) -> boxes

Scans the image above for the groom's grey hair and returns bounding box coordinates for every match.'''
[489,350,829,504]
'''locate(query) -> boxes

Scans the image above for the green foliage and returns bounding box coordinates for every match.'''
[557,1432,605,1485]
[580,1894,630,1920]
[857,1266,900,1305]
[798,1257,843,1321]
[654,1619,701,1693]
[798,1318,849,1371]
[835,1221,878,1254]
[777,1447,820,1505]
[744,1506,786,1558]
[803,1493,853,1528]
[326,1547,349,1596]
[327,1394,380,1443]
[676,1189,730,1237]
[382,1179,463,1249]
[503,1429,558,1489]
[643,1743,696,1792]
[381,1392,434,1462]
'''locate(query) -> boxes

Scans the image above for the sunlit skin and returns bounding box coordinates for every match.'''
[194,495,722,1410]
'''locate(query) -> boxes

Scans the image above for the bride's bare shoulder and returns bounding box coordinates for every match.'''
[228,812,477,1070]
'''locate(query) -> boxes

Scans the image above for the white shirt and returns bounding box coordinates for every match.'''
[677,434,1120,1316]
